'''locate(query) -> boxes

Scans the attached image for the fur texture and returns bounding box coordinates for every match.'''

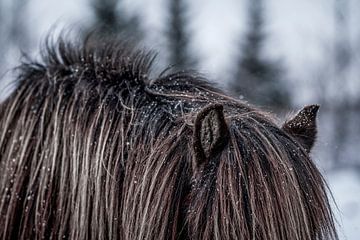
[0,35,337,240]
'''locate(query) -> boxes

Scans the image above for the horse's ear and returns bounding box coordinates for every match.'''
[282,105,320,152]
[193,104,229,169]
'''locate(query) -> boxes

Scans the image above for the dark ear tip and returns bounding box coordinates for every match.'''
[283,104,320,152]
[303,104,320,113]
[200,103,224,114]
[306,104,320,113]
[193,103,229,168]
[301,104,320,118]
[196,104,224,121]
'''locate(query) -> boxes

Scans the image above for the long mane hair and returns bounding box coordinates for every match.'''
[0,34,337,239]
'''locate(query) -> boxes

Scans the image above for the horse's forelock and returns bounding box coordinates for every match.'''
[0,33,338,240]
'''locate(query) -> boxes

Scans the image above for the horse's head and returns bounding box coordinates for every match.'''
[0,34,337,240]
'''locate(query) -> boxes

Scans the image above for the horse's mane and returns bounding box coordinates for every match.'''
[0,34,337,239]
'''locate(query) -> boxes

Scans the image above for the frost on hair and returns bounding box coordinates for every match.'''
[0,33,338,240]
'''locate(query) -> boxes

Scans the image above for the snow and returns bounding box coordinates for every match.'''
[326,169,360,240]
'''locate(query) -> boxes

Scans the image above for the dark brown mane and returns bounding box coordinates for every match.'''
[0,34,338,239]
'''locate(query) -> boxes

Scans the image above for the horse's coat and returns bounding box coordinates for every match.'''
[0,35,337,239]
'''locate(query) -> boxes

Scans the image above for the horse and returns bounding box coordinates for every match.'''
[0,34,338,239]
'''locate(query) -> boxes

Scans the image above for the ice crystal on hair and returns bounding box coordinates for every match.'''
[0,33,337,240]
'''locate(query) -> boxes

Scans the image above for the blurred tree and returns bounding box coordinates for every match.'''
[9,0,30,51]
[88,0,143,39]
[331,0,352,167]
[334,0,351,77]
[0,2,5,71]
[166,0,196,70]
[0,0,30,65]
[230,0,290,109]
[0,0,30,93]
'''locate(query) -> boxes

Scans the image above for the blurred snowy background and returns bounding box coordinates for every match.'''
[0,0,359,238]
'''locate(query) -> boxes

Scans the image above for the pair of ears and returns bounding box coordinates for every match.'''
[193,104,320,167]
